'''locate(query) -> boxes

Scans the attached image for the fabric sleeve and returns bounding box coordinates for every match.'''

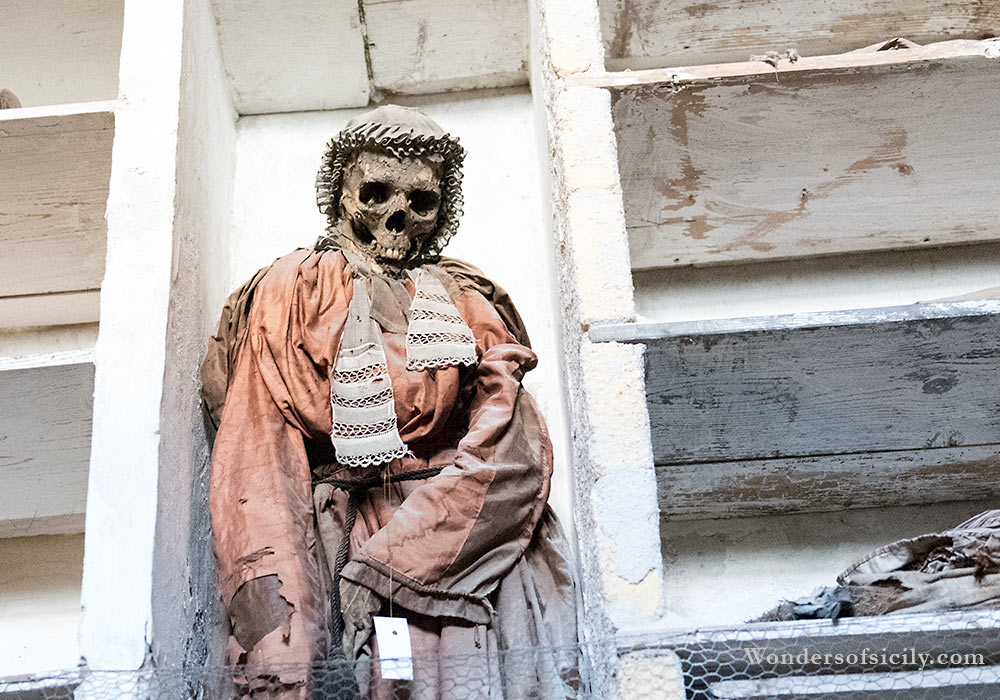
[338,288,553,626]
[201,262,274,430]
[210,330,327,692]
[208,250,351,693]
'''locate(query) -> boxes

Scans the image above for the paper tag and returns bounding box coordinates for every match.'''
[373,616,413,680]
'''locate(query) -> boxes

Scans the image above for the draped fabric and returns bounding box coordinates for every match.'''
[203,249,579,699]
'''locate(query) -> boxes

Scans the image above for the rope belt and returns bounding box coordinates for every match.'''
[314,466,444,654]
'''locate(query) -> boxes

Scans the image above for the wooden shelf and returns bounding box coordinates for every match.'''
[592,300,1000,519]
[711,666,1000,699]
[210,0,528,114]
[0,349,94,538]
[569,39,1000,271]
[598,0,1000,71]
[624,609,1000,698]
[0,101,114,319]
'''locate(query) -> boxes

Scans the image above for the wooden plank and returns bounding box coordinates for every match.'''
[710,666,1000,699]
[0,102,113,299]
[0,352,94,537]
[623,609,1000,700]
[622,609,1000,674]
[0,514,86,539]
[0,677,80,700]
[598,0,1000,71]
[0,291,100,330]
[624,302,1000,465]
[591,299,1000,342]
[364,0,529,95]
[596,41,1000,270]
[0,0,123,107]
[657,445,1000,520]
[211,0,369,113]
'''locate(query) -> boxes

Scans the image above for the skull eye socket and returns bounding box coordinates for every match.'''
[409,189,440,216]
[359,181,389,205]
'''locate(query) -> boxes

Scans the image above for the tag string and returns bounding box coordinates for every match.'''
[384,466,394,618]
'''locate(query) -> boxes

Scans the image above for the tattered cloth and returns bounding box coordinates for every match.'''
[202,249,580,699]
[758,510,1000,622]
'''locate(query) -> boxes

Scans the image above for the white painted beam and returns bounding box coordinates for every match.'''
[208,0,533,113]
[599,0,1000,71]
[211,0,369,113]
[365,0,529,95]
[0,102,113,300]
[0,350,94,539]
[0,291,101,331]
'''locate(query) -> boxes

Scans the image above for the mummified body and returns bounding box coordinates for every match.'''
[202,106,579,699]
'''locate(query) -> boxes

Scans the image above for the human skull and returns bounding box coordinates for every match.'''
[339,149,444,269]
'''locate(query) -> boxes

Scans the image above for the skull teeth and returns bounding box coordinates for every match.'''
[376,244,408,261]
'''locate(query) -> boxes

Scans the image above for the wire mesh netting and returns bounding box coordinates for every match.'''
[5,611,1000,699]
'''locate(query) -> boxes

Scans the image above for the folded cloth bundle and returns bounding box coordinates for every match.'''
[756,510,1000,622]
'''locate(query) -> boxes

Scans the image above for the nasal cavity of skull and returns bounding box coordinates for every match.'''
[359,181,389,205]
[386,210,407,233]
[409,190,440,215]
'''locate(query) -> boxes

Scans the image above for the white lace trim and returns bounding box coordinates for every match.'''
[330,269,479,469]
[405,269,477,371]
[330,277,408,469]
[406,355,478,371]
[334,444,411,469]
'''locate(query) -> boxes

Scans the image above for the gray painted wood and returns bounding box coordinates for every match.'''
[0,103,113,298]
[599,0,1000,70]
[0,356,93,536]
[622,609,1000,673]
[594,301,1000,517]
[638,304,1000,464]
[607,46,1000,270]
[710,666,1000,699]
[657,445,1000,520]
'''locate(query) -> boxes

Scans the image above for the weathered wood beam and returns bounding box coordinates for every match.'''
[598,0,1000,71]
[0,102,113,300]
[570,40,1000,270]
[593,301,1000,517]
[710,666,1000,699]
[656,445,1000,520]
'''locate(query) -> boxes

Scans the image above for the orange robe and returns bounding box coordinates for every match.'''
[203,249,579,698]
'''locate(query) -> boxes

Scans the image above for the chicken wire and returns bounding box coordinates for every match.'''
[5,615,999,700]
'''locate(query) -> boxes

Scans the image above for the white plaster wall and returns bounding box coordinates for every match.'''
[229,89,575,533]
[0,535,84,677]
[149,0,237,670]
